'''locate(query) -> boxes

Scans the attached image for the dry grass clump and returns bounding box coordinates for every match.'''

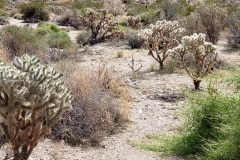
[52,62,130,146]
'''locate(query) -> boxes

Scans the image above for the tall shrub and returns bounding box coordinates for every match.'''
[181,4,226,44]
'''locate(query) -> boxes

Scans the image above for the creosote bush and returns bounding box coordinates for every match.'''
[52,63,130,146]
[0,55,72,160]
[169,33,217,90]
[138,20,185,70]
[20,1,49,23]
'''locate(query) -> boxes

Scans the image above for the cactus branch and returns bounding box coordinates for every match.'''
[169,33,218,90]
[0,55,72,160]
[138,20,185,70]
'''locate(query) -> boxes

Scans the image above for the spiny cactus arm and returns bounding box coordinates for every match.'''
[200,44,217,76]
[0,55,73,160]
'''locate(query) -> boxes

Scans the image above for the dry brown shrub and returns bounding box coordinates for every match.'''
[52,62,130,146]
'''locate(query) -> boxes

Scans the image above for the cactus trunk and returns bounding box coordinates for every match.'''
[0,55,72,160]
[159,61,164,71]
[193,80,201,90]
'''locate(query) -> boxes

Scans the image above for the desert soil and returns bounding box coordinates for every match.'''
[0,18,239,160]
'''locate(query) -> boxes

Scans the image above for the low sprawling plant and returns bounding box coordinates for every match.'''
[0,55,72,160]
[137,88,240,160]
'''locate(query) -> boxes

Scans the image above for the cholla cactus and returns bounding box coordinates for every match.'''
[79,9,122,45]
[0,55,72,160]
[169,33,217,90]
[127,16,141,29]
[138,20,185,70]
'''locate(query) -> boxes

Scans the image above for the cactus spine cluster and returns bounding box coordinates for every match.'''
[138,20,185,70]
[0,55,72,160]
[169,33,217,90]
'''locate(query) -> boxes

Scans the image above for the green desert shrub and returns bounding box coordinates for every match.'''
[1,25,46,59]
[36,22,61,36]
[37,22,72,49]
[0,0,5,9]
[20,1,49,22]
[139,89,240,160]
[48,31,72,49]
[0,9,9,17]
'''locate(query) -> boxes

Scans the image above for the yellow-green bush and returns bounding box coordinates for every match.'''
[37,22,72,49]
